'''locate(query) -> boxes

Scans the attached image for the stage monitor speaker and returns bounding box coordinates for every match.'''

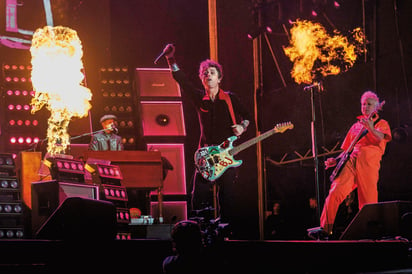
[31,180,99,234]
[340,200,412,240]
[147,143,186,195]
[35,197,117,240]
[135,68,181,98]
[141,101,186,136]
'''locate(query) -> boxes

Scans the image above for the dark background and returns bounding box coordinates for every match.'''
[0,0,411,240]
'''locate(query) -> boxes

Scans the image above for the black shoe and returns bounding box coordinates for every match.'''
[307,226,330,240]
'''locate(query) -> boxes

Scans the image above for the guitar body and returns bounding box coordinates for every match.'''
[194,136,242,182]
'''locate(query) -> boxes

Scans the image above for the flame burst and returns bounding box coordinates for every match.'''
[30,26,92,155]
[284,19,366,84]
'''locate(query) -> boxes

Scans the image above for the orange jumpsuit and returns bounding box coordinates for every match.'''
[320,116,392,234]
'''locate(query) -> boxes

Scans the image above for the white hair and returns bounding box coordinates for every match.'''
[361,91,380,104]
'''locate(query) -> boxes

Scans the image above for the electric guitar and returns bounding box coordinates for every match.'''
[329,101,385,182]
[194,122,294,182]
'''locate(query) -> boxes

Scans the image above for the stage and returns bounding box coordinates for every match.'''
[0,236,411,274]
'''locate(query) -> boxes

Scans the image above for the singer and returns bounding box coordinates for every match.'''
[160,44,251,225]
[88,114,124,151]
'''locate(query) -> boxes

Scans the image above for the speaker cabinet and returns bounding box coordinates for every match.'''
[135,68,181,98]
[340,200,412,240]
[31,180,99,234]
[151,201,187,224]
[35,197,117,240]
[147,143,186,195]
[141,101,186,136]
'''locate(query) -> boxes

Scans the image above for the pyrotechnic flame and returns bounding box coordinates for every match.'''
[284,19,366,85]
[30,26,92,155]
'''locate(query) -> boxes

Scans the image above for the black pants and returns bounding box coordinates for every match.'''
[190,168,237,222]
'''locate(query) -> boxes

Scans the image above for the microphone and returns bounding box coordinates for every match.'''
[110,123,118,134]
[154,44,174,64]
[303,82,323,92]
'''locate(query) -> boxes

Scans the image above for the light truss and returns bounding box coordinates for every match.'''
[266,142,343,166]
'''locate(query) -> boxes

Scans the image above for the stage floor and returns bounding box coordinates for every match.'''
[0,238,411,274]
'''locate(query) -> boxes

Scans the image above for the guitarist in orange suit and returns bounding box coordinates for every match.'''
[319,91,392,237]
[161,44,251,224]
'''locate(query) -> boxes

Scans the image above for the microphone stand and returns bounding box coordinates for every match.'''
[28,128,110,153]
[306,83,322,224]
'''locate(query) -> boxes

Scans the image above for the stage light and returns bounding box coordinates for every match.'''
[0,178,19,189]
[116,207,131,224]
[44,157,86,183]
[100,185,128,202]
[85,163,123,186]
[0,228,24,239]
[247,26,274,40]
[0,202,22,213]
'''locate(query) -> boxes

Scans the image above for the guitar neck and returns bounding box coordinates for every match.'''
[230,128,277,155]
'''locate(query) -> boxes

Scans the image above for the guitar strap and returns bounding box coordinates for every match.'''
[219,89,237,125]
[202,89,237,125]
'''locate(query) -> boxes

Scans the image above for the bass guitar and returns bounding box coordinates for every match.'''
[194,121,294,182]
[329,101,385,182]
